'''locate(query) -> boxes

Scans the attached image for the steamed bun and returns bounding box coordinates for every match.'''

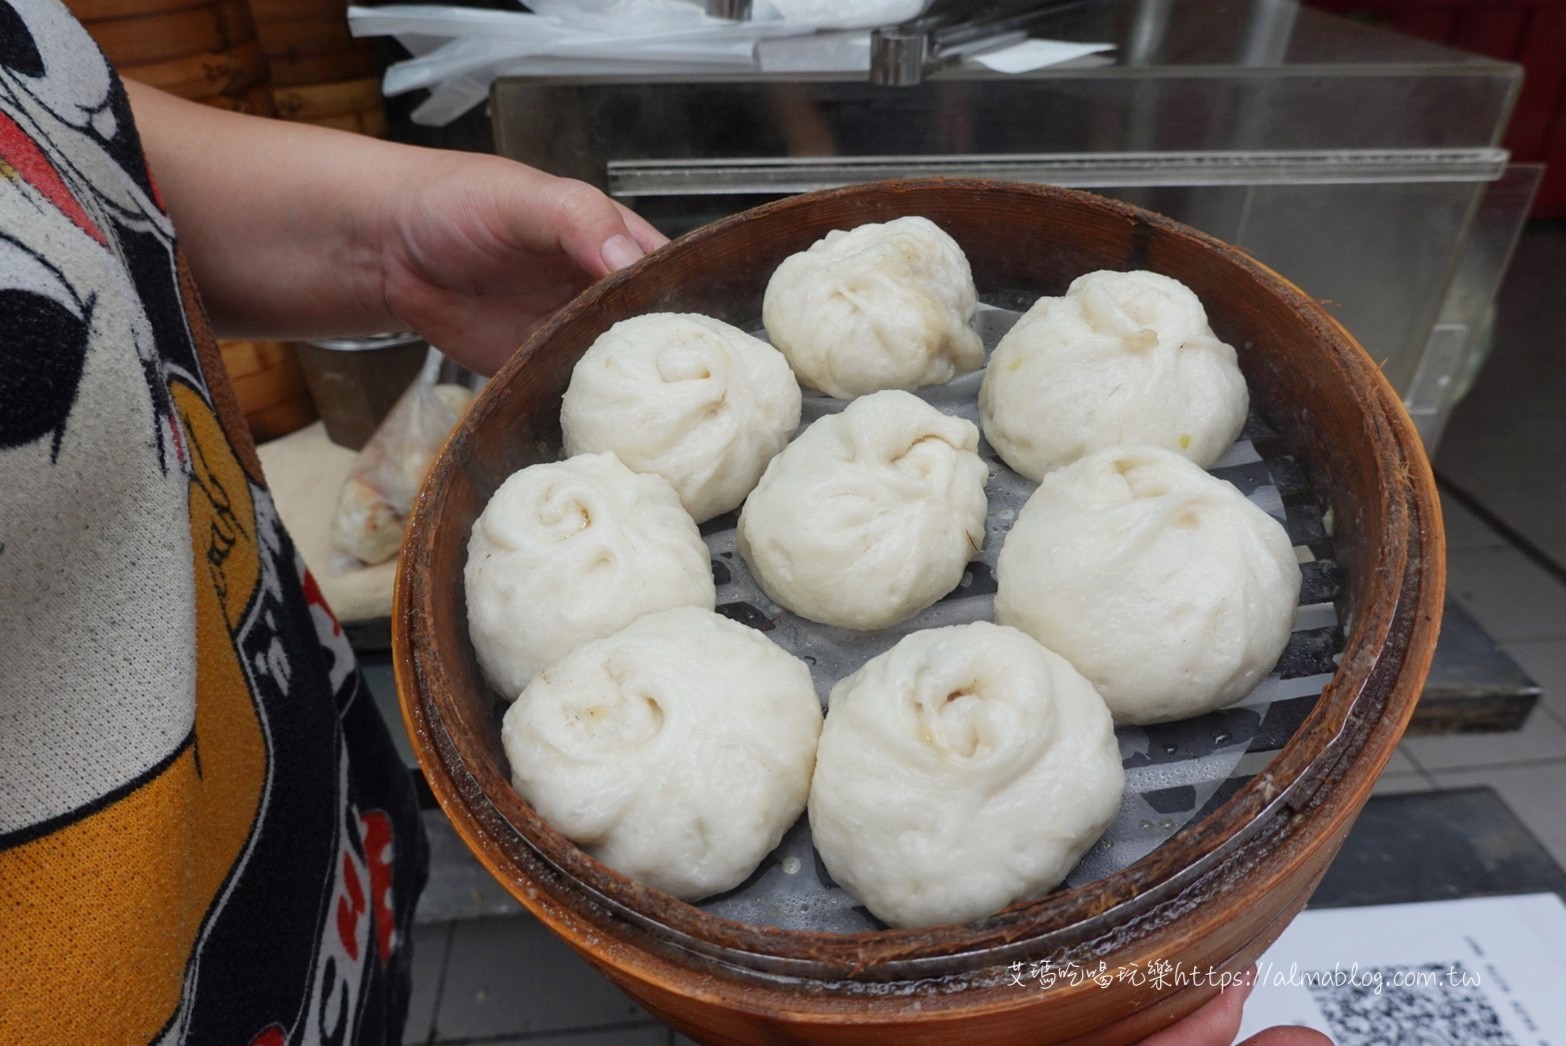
[762,216,983,399]
[561,313,802,522]
[502,607,823,900]
[465,453,715,699]
[808,622,1123,929]
[995,445,1300,725]
[737,390,988,631]
[980,270,1249,480]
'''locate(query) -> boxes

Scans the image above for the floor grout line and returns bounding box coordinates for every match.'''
[1400,745,1431,777]
[1436,474,1566,589]
[421,922,457,1046]
[430,1019,668,1044]
[1540,700,1566,733]
[1447,596,1566,645]
[1416,754,1566,778]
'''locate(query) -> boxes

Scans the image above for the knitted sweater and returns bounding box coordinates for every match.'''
[0,3,426,1041]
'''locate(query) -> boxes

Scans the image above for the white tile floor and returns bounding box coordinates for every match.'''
[1373,522,1566,814]
[403,920,666,1045]
[400,225,1566,1044]
[1436,222,1566,568]
[1375,220,1566,866]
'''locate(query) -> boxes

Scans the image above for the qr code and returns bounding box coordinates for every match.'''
[1307,962,1514,1045]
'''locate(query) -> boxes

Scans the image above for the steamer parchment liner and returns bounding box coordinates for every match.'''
[470,301,1346,948]
[686,305,1344,935]
[397,181,1441,1016]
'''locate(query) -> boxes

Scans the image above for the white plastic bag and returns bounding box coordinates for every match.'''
[522,0,706,30]
[753,0,928,30]
[350,2,786,122]
[330,348,474,567]
[348,0,1123,128]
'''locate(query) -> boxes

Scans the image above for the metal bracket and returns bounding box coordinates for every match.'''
[705,0,753,19]
[870,0,1099,85]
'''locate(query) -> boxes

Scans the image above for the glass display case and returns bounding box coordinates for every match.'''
[490,0,1538,448]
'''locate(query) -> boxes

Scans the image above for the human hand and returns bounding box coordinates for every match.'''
[123,83,666,357]
[1138,969,1332,1046]
[377,151,667,375]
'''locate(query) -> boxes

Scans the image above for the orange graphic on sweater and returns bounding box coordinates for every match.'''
[0,382,268,1043]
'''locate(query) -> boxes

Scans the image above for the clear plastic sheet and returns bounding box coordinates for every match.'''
[330,349,474,568]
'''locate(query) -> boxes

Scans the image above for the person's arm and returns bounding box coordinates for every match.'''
[123,80,665,375]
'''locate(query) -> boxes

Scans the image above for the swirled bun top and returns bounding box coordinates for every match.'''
[465,452,715,700]
[808,621,1123,928]
[737,390,988,631]
[503,607,822,900]
[996,445,1301,725]
[980,269,1249,481]
[763,216,983,399]
[561,313,801,523]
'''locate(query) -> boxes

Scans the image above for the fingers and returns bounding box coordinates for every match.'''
[1132,964,1333,1046]
[1238,1028,1333,1046]
[547,178,664,279]
[614,200,670,254]
[480,161,666,279]
[1139,976,1252,1046]
[599,233,645,273]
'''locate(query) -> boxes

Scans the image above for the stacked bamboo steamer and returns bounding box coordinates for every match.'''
[254,0,388,138]
[249,0,392,433]
[70,0,277,114]
[245,0,391,432]
[70,0,393,441]
[218,338,320,441]
[67,0,389,142]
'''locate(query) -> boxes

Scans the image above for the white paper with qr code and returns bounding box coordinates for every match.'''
[1237,894,1566,1044]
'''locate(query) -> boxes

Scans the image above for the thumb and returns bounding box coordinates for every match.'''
[546,178,660,278]
[1140,971,1253,1046]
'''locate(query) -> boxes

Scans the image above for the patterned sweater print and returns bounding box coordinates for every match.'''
[0,2,428,1041]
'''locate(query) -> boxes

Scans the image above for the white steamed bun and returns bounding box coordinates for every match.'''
[502,606,823,900]
[980,269,1249,480]
[995,445,1301,725]
[737,390,988,631]
[808,621,1123,929]
[561,313,802,522]
[465,452,715,700]
[762,216,983,399]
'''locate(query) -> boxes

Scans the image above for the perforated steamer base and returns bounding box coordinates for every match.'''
[492,300,1348,935]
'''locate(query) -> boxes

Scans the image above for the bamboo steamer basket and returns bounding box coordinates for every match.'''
[394,181,1444,1043]
[69,0,210,21]
[118,39,269,102]
[198,81,276,116]
[248,0,375,89]
[251,15,356,57]
[220,338,317,442]
[272,76,387,137]
[272,75,382,120]
[74,0,277,116]
[79,0,256,66]
[245,0,349,20]
[262,43,378,89]
[247,0,386,131]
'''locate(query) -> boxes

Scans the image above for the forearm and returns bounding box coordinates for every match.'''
[124,80,665,373]
[124,80,420,339]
